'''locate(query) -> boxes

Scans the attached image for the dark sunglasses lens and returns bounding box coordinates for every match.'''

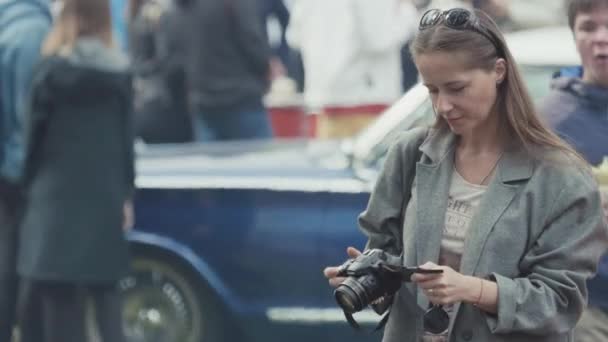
[423,305,450,334]
[445,9,470,28]
[420,9,441,28]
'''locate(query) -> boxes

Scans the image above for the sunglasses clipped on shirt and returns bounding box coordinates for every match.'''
[418,8,504,57]
[423,304,450,335]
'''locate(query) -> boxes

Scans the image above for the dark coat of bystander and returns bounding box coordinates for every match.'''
[17,38,135,285]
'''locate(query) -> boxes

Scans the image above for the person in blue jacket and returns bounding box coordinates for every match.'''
[538,1,608,340]
[111,0,128,49]
[0,0,51,340]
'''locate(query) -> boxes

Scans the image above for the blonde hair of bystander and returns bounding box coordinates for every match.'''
[42,0,114,56]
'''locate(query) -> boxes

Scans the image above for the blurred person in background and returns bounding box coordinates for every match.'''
[287,0,418,138]
[478,0,567,31]
[50,0,63,16]
[538,0,608,341]
[177,0,273,141]
[280,0,305,92]
[128,0,193,143]
[257,0,290,80]
[16,0,134,341]
[468,0,511,27]
[509,1,568,29]
[0,0,51,340]
[112,0,128,49]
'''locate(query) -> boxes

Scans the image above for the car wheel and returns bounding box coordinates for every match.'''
[119,255,225,342]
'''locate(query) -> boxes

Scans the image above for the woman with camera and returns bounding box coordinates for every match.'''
[324,7,608,342]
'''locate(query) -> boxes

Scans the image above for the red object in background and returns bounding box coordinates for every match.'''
[308,104,388,138]
[267,104,388,139]
[268,106,308,138]
[322,104,388,116]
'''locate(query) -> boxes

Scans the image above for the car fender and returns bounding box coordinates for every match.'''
[126,230,244,314]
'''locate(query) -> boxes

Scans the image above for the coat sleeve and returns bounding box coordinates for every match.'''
[486,171,608,335]
[358,127,427,255]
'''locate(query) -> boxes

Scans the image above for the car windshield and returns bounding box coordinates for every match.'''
[363,64,565,170]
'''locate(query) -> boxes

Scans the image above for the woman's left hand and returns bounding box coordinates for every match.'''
[411,261,479,306]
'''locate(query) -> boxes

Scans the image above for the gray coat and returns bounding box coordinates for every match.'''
[359,126,608,342]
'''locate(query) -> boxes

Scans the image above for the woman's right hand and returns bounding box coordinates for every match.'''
[323,247,362,288]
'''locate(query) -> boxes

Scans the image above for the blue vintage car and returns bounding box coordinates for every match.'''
[119,27,580,342]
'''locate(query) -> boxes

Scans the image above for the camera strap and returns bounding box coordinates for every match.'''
[342,307,392,333]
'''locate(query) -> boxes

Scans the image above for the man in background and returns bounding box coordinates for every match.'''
[0,0,51,339]
[538,1,608,339]
[177,0,273,141]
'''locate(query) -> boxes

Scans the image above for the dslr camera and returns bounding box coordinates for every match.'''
[334,249,441,314]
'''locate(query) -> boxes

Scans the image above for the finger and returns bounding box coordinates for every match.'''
[424,287,437,297]
[329,277,346,288]
[416,278,443,290]
[423,288,443,303]
[428,296,444,306]
[411,272,443,283]
[323,267,340,278]
[419,261,440,269]
[346,246,362,258]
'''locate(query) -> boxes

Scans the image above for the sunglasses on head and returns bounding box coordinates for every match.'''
[419,8,503,57]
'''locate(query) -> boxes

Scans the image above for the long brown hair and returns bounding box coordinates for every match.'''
[410,9,586,164]
[42,0,114,56]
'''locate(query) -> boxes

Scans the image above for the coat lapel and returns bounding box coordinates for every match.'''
[448,146,534,336]
[415,127,457,267]
[459,147,533,276]
[415,127,456,309]
[415,161,453,268]
[458,182,518,275]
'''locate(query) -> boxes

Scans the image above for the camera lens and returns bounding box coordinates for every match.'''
[334,287,359,313]
[334,277,369,313]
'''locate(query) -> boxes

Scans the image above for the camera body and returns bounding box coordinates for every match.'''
[333,249,406,314]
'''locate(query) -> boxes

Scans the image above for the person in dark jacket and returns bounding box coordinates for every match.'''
[177,0,273,141]
[128,0,193,143]
[257,0,290,78]
[0,0,51,340]
[538,1,608,341]
[16,0,134,341]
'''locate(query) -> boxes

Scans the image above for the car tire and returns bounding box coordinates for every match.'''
[119,254,226,342]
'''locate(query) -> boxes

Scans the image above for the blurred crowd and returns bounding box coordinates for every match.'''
[113,0,571,142]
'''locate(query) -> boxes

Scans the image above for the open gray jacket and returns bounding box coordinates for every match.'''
[359,126,608,342]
